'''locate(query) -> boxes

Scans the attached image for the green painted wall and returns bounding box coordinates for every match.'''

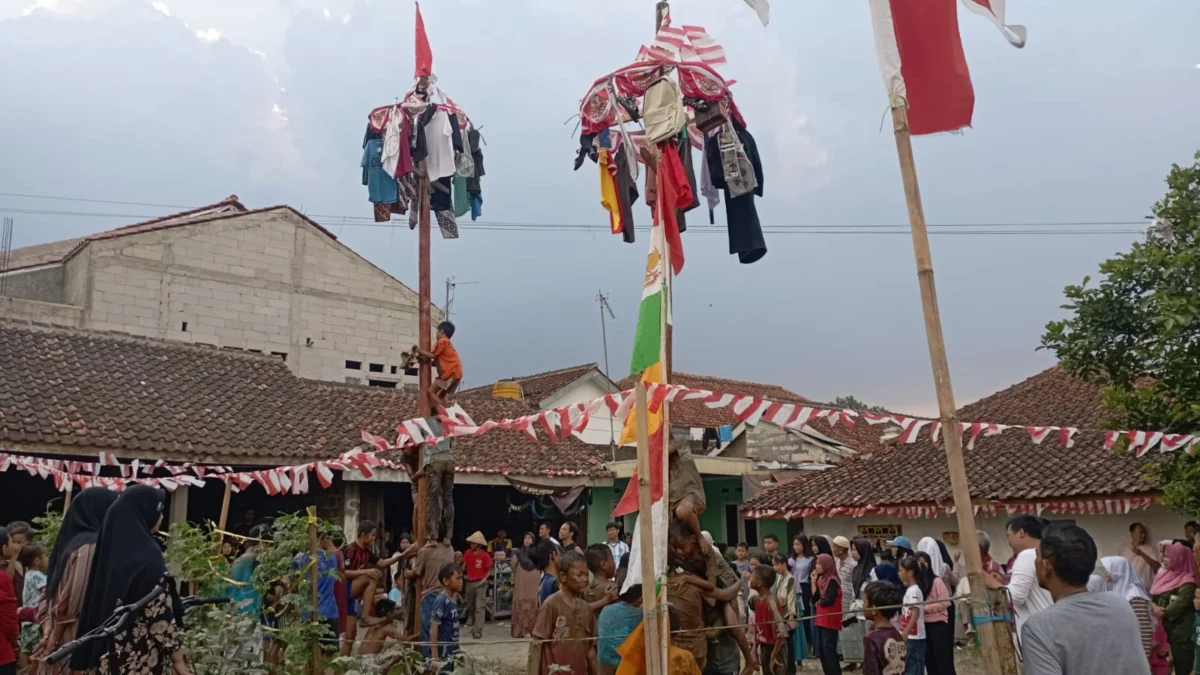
[585,476,747,544]
[758,519,789,549]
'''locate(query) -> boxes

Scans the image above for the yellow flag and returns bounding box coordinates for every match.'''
[619,362,664,445]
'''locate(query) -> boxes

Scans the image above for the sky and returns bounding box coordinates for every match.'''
[0,0,1198,416]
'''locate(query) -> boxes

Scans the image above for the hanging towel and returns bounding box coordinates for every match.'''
[599,148,623,235]
[452,175,471,218]
[717,425,734,443]
[469,194,482,221]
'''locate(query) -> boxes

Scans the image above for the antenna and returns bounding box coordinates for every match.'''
[444,276,478,320]
[597,290,617,452]
[0,218,12,297]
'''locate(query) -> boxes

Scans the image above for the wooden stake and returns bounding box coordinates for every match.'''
[634,382,664,675]
[307,506,321,674]
[890,104,1018,675]
[62,483,72,514]
[214,479,233,554]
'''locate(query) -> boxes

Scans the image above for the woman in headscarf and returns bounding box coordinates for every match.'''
[70,485,185,675]
[1101,556,1157,665]
[1150,541,1198,675]
[510,532,540,638]
[808,536,834,662]
[811,553,841,675]
[30,488,118,675]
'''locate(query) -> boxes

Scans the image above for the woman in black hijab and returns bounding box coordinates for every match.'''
[71,485,185,675]
[850,537,877,601]
[31,488,118,675]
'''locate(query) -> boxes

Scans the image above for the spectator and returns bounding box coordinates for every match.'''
[605,522,629,564]
[462,531,493,639]
[984,515,1053,637]
[1021,523,1150,675]
[487,529,512,556]
[0,528,16,675]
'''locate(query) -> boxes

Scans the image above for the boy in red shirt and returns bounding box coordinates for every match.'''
[462,532,492,640]
[413,321,462,410]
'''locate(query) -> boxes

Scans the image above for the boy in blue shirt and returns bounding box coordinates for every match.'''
[424,562,464,667]
[597,570,643,675]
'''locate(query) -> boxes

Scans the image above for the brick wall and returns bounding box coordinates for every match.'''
[66,209,433,385]
[746,424,839,464]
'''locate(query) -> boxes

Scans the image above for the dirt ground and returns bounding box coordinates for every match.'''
[460,622,990,675]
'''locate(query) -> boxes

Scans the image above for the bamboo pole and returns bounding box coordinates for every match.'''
[213,479,233,554]
[889,104,1018,675]
[62,483,72,514]
[414,160,432,638]
[634,382,664,675]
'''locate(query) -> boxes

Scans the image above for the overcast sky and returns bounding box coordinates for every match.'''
[1,0,1197,415]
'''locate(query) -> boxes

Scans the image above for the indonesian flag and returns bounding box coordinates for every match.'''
[868,0,974,135]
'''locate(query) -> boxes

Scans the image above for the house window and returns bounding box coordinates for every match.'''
[271,351,288,362]
[368,379,397,389]
[345,377,361,385]
[390,366,398,374]
[345,360,362,370]
[181,321,188,332]
[725,504,759,547]
[369,363,384,373]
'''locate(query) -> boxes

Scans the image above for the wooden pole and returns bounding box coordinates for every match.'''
[634,383,664,675]
[62,483,72,514]
[214,479,233,554]
[889,104,1018,675]
[306,506,321,674]
[414,162,432,638]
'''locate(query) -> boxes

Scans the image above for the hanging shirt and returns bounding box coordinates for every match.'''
[424,110,456,180]
[705,122,767,265]
[381,110,411,179]
[599,148,624,235]
[362,139,399,204]
[656,141,693,275]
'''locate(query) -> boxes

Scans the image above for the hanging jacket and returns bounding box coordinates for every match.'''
[705,121,766,264]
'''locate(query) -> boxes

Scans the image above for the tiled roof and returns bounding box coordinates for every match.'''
[460,364,606,405]
[744,367,1158,515]
[0,321,609,477]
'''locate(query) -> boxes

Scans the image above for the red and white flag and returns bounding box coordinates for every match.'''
[868,0,975,135]
[961,0,1026,48]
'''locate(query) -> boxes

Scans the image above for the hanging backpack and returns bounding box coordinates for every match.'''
[718,121,758,198]
[641,76,686,145]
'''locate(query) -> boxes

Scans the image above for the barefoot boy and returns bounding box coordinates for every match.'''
[582,544,618,616]
[413,321,463,410]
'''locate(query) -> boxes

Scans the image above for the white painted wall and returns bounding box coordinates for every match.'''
[540,376,620,447]
[806,504,1185,562]
[45,209,436,385]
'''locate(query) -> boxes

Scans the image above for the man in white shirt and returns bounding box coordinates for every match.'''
[985,515,1054,637]
[605,521,630,565]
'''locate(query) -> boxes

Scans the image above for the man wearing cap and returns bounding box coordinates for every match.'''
[462,531,493,639]
[832,537,857,654]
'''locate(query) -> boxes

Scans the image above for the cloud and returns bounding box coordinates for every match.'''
[193,27,221,43]
[321,7,329,19]
[150,1,167,17]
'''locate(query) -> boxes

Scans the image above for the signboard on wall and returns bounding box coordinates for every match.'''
[858,524,902,540]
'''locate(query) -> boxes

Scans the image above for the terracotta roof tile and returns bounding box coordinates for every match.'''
[744,367,1157,514]
[460,364,605,405]
[0,320,609,477]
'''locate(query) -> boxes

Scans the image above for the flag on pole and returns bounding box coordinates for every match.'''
[414,2,433,79]
[868,0,974,135]
[961,0,1026,48]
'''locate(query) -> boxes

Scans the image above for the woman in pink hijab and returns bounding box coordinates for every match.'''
[1149,542,1197,674]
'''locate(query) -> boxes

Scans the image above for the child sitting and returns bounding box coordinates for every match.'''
[861,581,906,675]
[530,551,598,675]
[359,597,406,657]
[412,321,463,410]
[582,544,618,615]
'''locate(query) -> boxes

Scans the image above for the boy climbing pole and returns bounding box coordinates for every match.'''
[410,321,462,411]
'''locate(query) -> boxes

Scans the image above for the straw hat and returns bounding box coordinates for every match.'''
[466,531,487,546]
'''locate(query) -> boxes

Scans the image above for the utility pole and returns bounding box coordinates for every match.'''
[444,276,477,321]
[889,105,1019,674]
[597,290,617,452]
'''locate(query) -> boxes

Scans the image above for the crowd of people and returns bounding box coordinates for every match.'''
[6,484,1200,675]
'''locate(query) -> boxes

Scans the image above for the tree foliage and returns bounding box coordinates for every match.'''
[832,395,885,413]
[1041,152,1200,514]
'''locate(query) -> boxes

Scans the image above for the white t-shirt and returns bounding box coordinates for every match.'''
[424,110,456,180]
[902,584,926,640]
[1009,547,1054,637]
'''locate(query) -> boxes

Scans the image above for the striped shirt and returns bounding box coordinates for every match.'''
[1130,597,1155,659]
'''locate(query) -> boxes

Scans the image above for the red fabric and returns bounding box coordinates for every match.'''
[890,0,974,135]
[414,2,433,79]
[0,570,16,666]
[611,426,665,517]
[655,141,692,275]
[814,583,843,631]
[753,596,779,645]
[334,550,348,635]
[463,548,493,582]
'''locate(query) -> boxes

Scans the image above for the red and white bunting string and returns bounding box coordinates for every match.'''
[4,384,1196,497]
[745,496,1156,521]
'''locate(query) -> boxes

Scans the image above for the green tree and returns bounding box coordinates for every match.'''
[1041,152,1200,515]
[832,395,885,413]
